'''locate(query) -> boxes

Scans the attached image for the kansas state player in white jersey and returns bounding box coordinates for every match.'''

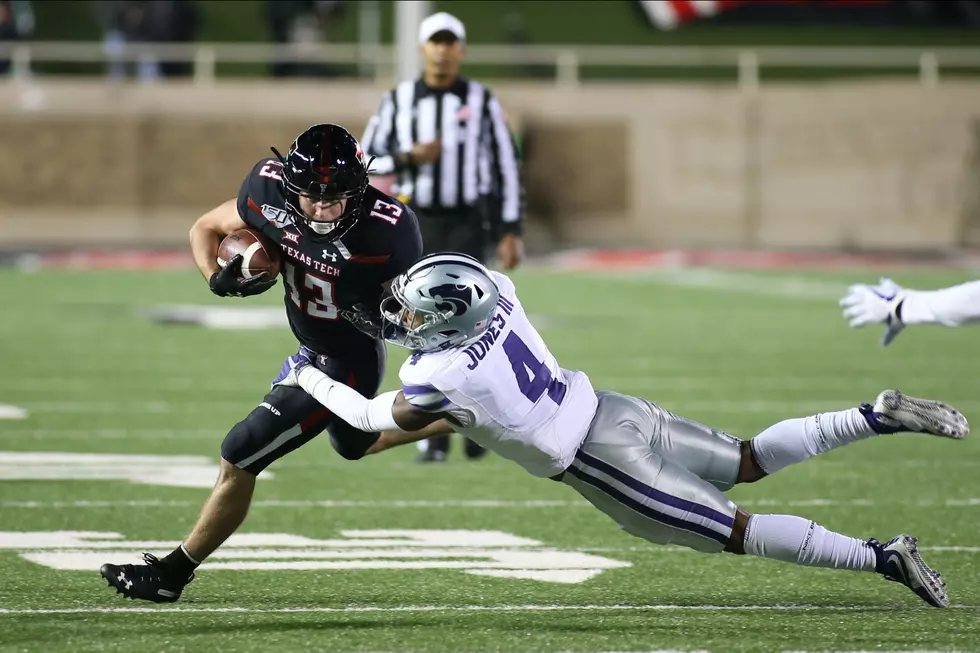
[396,269,596,478]
[841,277,980,346]
[276,253,970,608]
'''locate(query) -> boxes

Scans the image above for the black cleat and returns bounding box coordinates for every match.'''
[868,535,949,608]
[100,553,194,603]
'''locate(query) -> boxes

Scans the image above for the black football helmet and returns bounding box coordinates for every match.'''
[271,123,371,241]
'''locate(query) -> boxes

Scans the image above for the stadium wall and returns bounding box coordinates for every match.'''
[0,79,977,251]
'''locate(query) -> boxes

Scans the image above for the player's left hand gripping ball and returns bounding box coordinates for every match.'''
[209,254,277,298]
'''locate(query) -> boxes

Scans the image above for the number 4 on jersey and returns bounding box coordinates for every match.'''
[503,332,566,406]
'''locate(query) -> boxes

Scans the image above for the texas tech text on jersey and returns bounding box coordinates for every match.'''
[237,158,423,356]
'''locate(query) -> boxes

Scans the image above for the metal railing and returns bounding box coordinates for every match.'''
[3,41,980,89]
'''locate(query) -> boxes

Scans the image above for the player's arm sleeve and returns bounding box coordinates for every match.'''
[484,92,523,236]
[901,280,980,327]
[401,383,453,413]
[362,90,401,176]
[297,366,400,432]
[402,382,474,427]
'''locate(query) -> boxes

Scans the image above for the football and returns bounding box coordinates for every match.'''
[217,228,282,279]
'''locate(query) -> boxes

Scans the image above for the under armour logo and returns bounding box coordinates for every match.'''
[118,571,133,590]
[322,250,337,262]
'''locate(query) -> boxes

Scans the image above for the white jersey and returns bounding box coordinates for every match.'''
[398,272,598,478]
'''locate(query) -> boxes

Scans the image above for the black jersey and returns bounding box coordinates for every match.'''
[237,158,422,357]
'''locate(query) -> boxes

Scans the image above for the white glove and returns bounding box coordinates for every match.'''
[839,278,907,346]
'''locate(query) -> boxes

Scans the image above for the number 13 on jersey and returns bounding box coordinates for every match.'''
[283,262,339,320]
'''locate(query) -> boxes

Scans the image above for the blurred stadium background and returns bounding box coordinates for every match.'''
[2,0,980,258]
[2,2,980,652]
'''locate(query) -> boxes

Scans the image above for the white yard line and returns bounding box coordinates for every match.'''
[3,498,979,509]
[586,268,847,301]
[8,398,980,416]
[599,399,980,414]
[0,603,975,615]
[574,545,980,554]
[0,499,589,509]
[0,405,28,420]
[0,429,223,440]
[7,401,248,414]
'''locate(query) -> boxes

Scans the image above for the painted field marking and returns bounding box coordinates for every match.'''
[0,499,585,509]
[0,604,975,616]
[0,530,630,584]
[0,405,27,420]
[3,498,980,510]
[0,451,273,488]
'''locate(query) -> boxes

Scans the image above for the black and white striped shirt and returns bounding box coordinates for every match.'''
[361,76,522,234]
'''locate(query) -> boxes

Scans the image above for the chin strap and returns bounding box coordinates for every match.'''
[304,216,359,243]
[363,155,377,176]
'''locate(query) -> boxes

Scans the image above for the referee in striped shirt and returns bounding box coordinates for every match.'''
[362,11,524,463]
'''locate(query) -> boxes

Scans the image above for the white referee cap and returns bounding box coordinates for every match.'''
[418,12,466,45]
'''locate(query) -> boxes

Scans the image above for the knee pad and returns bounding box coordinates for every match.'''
[221,415,260,467]
[220,408,280,471]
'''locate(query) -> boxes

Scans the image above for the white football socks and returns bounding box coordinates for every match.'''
[743,514,877,572]
[749,408,876,475]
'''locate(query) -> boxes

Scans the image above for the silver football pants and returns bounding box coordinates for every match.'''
[562,390,742,553]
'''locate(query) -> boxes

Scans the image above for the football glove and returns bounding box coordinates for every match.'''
[209,254,277,298]
[272,348,315,389]
[340,303,384,339]
[839,277,907,346]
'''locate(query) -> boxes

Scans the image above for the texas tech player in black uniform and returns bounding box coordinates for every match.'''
[226,131,421,467]
[99,124,422,603]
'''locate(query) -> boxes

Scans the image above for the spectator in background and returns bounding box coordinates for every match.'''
[159,0,198,78]
[0,0,34,75]
[361,11,525,463]
[95,0,198,81]
[500,12,551,80]
[267,0,347,78]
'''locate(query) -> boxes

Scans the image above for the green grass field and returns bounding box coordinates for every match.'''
[1,265,979,652]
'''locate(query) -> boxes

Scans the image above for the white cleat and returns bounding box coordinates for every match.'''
[870,534,949,608]
[863,389,969,439]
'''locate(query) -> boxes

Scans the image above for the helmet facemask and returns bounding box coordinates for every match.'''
[380,275,454,351]
[379,256,500,353]
[275,153,367,241]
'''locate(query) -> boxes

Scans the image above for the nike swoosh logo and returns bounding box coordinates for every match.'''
[886,552,912,586]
